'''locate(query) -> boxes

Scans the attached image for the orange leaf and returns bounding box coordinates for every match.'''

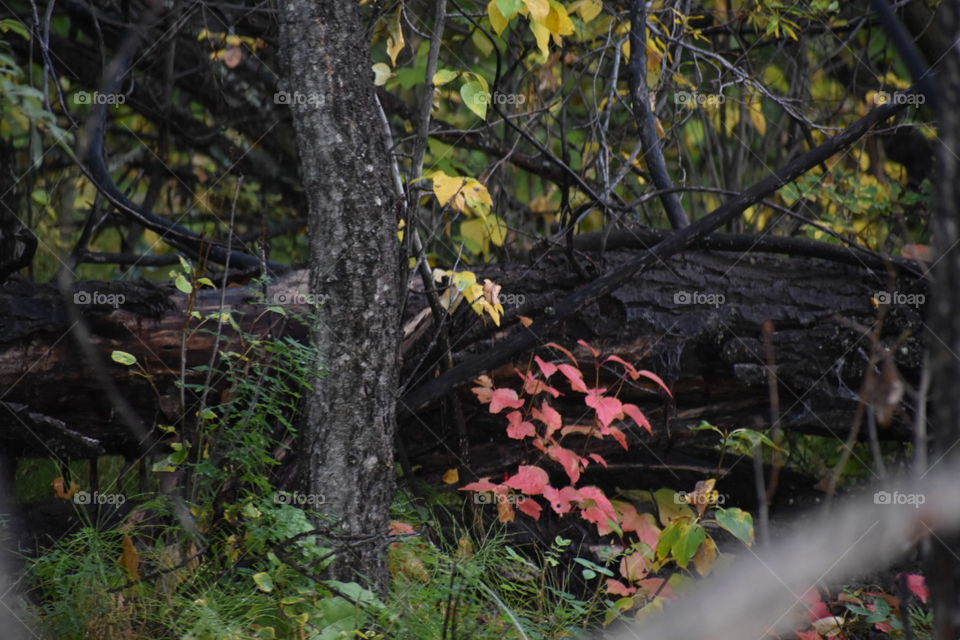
[51,476,79,500]
[120,535,140,581]
[519,315,534,327]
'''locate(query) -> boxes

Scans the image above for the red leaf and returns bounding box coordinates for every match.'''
[900,573,929,603]
[489,388,524,413]
[545,342,579,367]
[617,504,661,550]
[506,411,537,439]
[796,631,824,640]
[543,485,581,514]
[390,521,416,536]
[547,445,582,484]
[505,465,549,494]
[637,369,673,397]
[605,579,636,596]
[604,354,640,379]
[621,403,653,435]
[577,486,617,528]
[534,355,557,378]
[585,389,622,428]
[588,453,608,468]
[607,426,628,449]
[532,401,563,439]
[557,364,588,393]
[801,588,830,621]
[517,496,543,519]
[619,551,648,582]
[460,477,500,492]
[519,370,561,398]
[577,339,600,358]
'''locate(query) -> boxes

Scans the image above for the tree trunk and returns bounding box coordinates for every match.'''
[278,1,401,593]
[926,1,960,635]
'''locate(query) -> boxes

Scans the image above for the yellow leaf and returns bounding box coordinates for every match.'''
[747,92,766,135]
[443,468,460,484]
[386,6,405,67]
[545,1,575,36]
[523,0,550,23]
[488,0,510,35]
[573,0,602,22]
[530,19,550,58]
[430,171,466,207]
[463,178,493,216]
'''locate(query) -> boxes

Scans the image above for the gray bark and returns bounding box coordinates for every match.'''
[278,1,402,593]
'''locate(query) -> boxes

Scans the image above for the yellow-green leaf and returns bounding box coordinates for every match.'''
[111,350,137,366]
[530,19,550,58]
[715,507,755,546]
[372,62,393,86]
[460,81,489,119]
[432,68,459,85]
[653,488,694,526]
[253,572,274,592]
[174,274,193,294]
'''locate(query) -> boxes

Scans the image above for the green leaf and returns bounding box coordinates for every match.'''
[0,19,30,40]
[196,277,215,288]
[30,189,48,205]
[174,274,193,294]
[672,522,706,568]
[253,571,274,592]
[460,81,489,119]
[265,305,287,316]
[111,350,137,366]
[715,507,755,546]
[656,520,683,562]
[178,256,193,275]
